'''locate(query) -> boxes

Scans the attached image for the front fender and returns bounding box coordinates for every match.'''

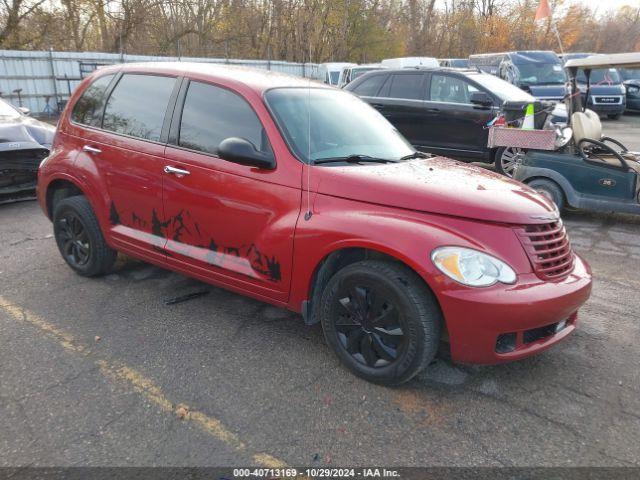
[288,193,533,313]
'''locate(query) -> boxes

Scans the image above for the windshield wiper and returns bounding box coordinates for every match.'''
[400,151,430,161]
[312,154,397,165]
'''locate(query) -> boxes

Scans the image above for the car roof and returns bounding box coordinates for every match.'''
[94,62,332,94]
[372,66,480,75]
[469,51,560,63]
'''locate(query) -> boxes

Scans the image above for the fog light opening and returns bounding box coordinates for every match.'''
[495,333,517,354]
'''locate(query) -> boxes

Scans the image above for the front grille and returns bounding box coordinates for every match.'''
[0,148,48,171]
[516,221,574,281]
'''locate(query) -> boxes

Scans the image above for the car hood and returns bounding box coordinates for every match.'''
[524,84,567,99]
[314,157,558,225]
[0,115,56,153]
[580,84,623,95]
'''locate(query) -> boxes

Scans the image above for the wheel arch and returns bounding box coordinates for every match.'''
[518,166,579,208]
[302,243,443,327]
[45,178,85,219]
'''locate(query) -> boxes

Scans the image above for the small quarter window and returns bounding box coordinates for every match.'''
[102,74,176,141]
[178,81,271,156]
[71,74,114,126]
[351,74,387,97]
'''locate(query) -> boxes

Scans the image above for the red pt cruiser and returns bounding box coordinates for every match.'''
[37,63,592,385]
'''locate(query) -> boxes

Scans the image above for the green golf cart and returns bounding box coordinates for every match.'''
[513,53,640,214]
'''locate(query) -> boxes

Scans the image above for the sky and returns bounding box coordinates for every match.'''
[570,0,640,13]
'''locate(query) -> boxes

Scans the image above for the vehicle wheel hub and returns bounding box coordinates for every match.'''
[500,147,523,177]
[57,213,91,267]
[334,284,405,368]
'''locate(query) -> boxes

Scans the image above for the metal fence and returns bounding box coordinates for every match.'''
[0,49,320,115]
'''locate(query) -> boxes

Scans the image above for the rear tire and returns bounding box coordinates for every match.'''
[53,196,117,277]
[528,179,565,211]
[319,260,441,385]
[495,147,524,177]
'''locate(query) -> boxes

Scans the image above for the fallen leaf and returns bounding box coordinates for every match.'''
[175,404,190,419]
[94,336,101,342]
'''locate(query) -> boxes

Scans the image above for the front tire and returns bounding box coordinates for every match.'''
[528,179,565,211]
[319,260,441,385]
[495,147,524,177]
[608,113,622,120]
[53,196,117,277]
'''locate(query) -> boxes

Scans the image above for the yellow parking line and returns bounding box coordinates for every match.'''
[0,296,284,467]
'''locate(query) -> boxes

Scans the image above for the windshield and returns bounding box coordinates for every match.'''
[265,88,414,164]
[329,71,340,85]
[515,62,566,85]
[0,100,20,117]
[619,68,640,81]
[470,73,535,102]
[577,68,621,85]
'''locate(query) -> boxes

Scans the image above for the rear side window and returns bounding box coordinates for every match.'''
[102,74,176,141]
[351,74,387,97]
[178,81,270,156]
[385,74,425,100]
[71,74,114,126]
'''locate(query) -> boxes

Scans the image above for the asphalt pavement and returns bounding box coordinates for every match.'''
[1,115,639,468]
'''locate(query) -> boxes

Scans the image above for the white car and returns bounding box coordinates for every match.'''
[338,64,386,88]
[317,62,356,86]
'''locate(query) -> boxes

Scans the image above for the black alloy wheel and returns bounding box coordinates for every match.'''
[53,195,117,276]
[56,211,91,268]
[320,260,441,385]
[333,282,406,368]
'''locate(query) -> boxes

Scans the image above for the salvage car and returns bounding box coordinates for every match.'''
[38,63,592,385]
[469,51,568,102]
[0,98,55,202]
[619,66,640,112]
[344,66,554,176]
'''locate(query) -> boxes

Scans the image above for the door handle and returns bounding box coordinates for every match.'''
[164,165,191,176]
[82,145,102,154]
[425,108,440,113]
[370,103,385,108]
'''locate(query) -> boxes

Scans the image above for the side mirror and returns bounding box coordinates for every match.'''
[18,106,30,115]
[470,91,493,107]
[218,137,276,170]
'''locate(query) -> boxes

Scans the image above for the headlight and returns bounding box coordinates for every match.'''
[431,247,517,287]
[628,85,640,95]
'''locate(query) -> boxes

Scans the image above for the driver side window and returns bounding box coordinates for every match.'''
[179,81,272,156]
[429,74,479,104]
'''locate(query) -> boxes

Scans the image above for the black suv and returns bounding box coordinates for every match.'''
[345,67,542,176]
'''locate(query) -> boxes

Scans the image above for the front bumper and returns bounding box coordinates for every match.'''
[439,253,592,364]
[587,102,626,116]
[626,97,640,111]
